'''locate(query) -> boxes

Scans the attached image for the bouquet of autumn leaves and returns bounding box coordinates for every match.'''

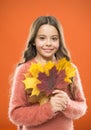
[23,58,76,105]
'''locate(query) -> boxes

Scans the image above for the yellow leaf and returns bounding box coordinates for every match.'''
[23,77,41,96]
[56,58,67,71]
[64,77,72,83]
[56,58,76,83]
[39,96,49,105]
[31,85,40,96]
[43,61,55,76]
[28,63,44,78]
[64,63,76,80]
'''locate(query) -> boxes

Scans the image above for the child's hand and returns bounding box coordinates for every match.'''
[50,90,69,113]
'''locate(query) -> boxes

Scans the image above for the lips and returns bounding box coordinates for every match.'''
[43,48,53,53]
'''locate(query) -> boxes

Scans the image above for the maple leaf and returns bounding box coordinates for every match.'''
[64,62,76,83]
[56,58,67,71]
[28,62,44,78]
[56,58,76,83]
[23,77,41,96]
[39,96,49,105]
[56,70,69,89]
[37,66,58,96]
[22,57,76,105]
[43,61,55,76]
[29,92,49,105]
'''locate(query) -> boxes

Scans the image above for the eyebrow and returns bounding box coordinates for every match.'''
[37,34,59,37]
[51,35,59,37]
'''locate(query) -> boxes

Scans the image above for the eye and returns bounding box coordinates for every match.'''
[39,36,45,40]
[52,37,58,41]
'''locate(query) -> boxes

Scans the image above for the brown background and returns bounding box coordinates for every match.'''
[0,0,91,130]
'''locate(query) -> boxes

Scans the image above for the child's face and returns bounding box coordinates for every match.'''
[35,24,59,61]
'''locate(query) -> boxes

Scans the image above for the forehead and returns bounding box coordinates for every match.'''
[37,24,59,35]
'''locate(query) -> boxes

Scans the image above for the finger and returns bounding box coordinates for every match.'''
[52,90,67,96]
[54,92,68,99]
[53,96,68,106]
[52,89,63,94]
[56,102,67,111]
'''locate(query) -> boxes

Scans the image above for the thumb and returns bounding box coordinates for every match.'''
[52,89,62,94]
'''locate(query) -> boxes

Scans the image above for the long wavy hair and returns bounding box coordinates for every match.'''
[19,16,71,65]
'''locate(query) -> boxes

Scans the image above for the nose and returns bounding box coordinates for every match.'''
[46,39,51,46]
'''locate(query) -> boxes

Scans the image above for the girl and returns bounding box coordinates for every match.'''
[9,16,87,130]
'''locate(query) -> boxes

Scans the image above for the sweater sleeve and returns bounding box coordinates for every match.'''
[8,64,55,127]
[62,65,87,120]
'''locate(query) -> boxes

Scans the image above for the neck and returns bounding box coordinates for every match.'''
[34,56,56,64]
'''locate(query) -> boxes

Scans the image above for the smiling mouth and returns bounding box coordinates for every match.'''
[43,48,53,52]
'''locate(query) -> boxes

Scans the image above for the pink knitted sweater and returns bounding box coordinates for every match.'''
[9,59,87,130]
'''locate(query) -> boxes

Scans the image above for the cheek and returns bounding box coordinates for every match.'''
[35,40,44,47]
[36,43,43,49]
[54,42,59,49]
